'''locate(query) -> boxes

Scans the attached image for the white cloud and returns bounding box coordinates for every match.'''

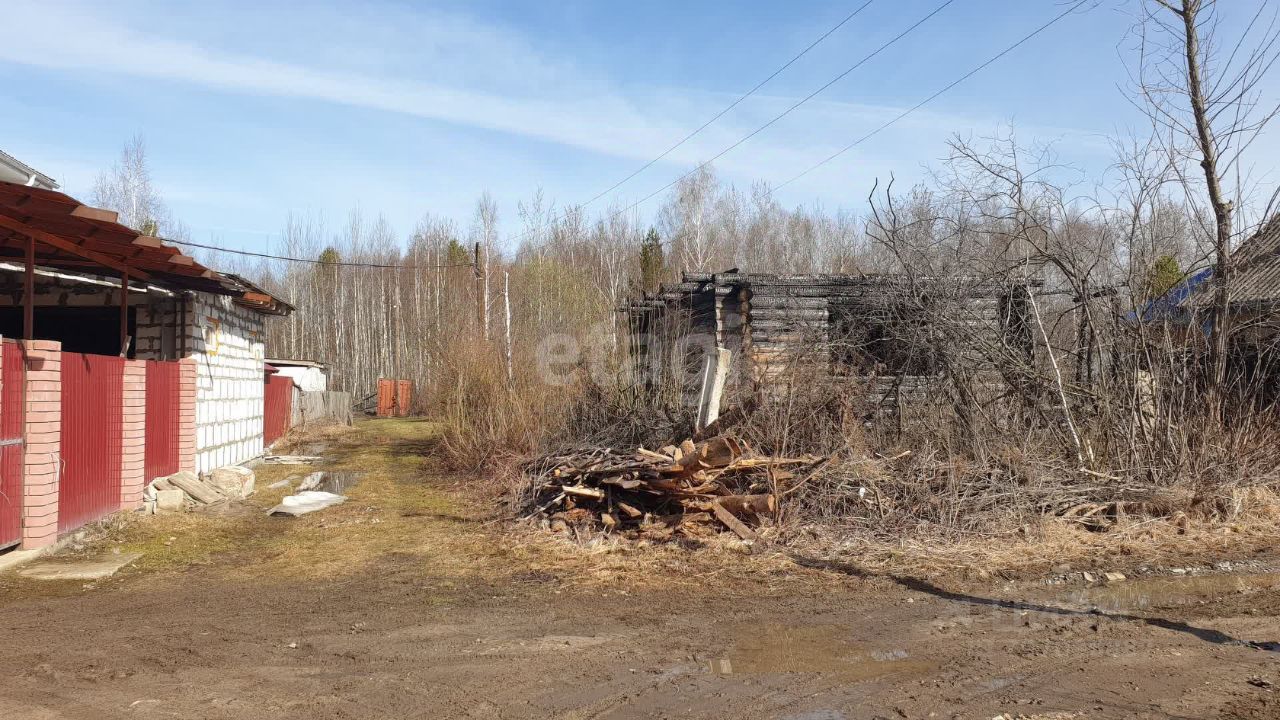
[1,0,1113,217]
[2,1,732,167]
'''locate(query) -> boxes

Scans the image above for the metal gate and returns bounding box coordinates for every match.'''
[264,374,293,446]
[59,352,124,534]
[0,341,24,550]
[144,360,182,481]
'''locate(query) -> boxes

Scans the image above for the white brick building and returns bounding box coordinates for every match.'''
[1,263,292,473]
[187,294,272,471]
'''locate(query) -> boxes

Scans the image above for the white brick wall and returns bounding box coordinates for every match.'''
[135,300,180,360]
[184,293,267,472]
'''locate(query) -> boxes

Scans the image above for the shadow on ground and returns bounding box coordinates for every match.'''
[791,553,1280,653]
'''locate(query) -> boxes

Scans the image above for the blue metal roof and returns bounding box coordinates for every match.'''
[1130,267,1214,325]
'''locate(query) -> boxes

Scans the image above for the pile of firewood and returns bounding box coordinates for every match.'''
[523,436,822,542]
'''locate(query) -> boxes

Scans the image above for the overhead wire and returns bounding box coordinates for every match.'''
[508,0,959,247]
[574,0,880,211]
[161,0,897,267]
[775,0,1094,190]
[168,238,475,270]
[563,0,1093,245]
[165,0,1090,267]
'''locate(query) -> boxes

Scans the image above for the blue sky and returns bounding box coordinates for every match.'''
[0,0,1273,253]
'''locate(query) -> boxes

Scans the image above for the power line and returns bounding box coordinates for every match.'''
[593,0,1091,246]
[174,0,1088,270]
[575,0,879,212]
[168,238,475,270]
[512,0,957,247]
[776,0,1094,190]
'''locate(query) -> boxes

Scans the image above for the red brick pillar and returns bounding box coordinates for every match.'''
[178,357,197,473]
[21,340,60,549]
[120,360,147,510]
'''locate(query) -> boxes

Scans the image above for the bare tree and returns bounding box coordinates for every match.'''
[92,135,172,235]
[1134,0,1280,404]
[473,193,499,341]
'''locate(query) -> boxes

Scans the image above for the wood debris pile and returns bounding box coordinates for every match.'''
[524,436,821,542]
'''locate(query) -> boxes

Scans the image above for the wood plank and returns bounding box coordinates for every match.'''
[561,485,605,500]
[168,473,226,504]
[711,501,759,542]
[70,204,120,224]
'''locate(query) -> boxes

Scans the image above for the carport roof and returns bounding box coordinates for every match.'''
[0,179,288,311]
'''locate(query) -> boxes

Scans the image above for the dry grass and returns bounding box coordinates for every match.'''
[0,420,514,601]
[6,417,1277,609]
[0,419,839,602]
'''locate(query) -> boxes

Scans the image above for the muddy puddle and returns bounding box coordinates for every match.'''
[713,625,933,679]
[1063,572,1280,612]
[296,471,364,494]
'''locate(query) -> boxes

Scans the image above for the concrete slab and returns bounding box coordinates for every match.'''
[0,548,49,575]
[18,552,143,581]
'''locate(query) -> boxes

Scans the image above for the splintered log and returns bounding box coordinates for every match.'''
[696,436,745,468]
[717,494,777,516]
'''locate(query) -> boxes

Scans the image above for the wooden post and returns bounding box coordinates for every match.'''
[696,348,731,432]
[23,234,33,339]
[119,270,130,356]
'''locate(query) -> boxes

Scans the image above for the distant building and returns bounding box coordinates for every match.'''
[0,150,294,550]
[1182,216,1280,320]
[625,270,1033,407]
[265,358,329,392]
[1138,216,1280,329]
[0,149,58,190]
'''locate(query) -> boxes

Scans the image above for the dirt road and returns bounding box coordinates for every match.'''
[0,420,1276,719]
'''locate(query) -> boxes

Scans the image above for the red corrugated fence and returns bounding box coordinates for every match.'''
[59,352,124,533]
[0,341,24,550]
[144,360,182,481]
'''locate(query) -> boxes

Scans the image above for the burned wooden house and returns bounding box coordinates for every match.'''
[625,271,1034,407]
